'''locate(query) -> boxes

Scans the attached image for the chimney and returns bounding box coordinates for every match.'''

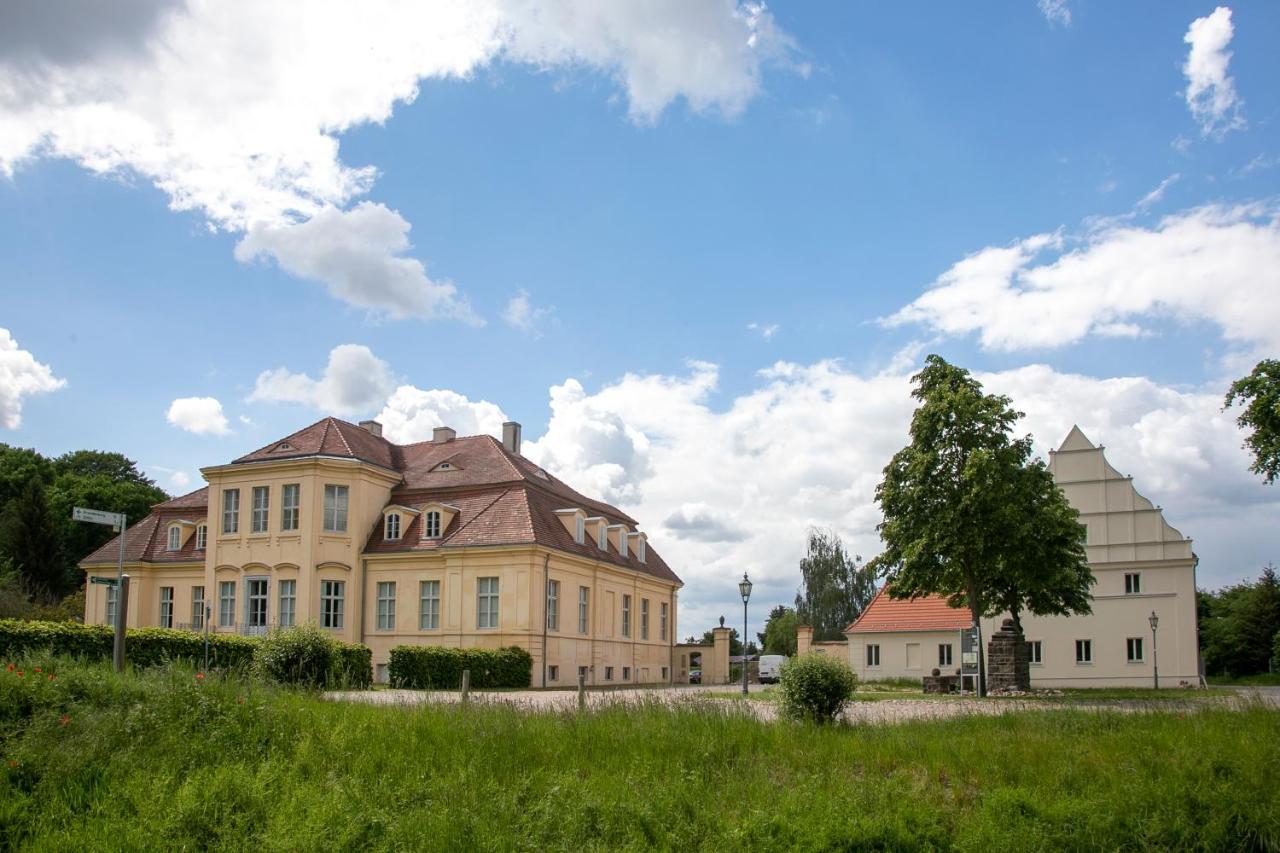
[502,421,522,455]
[432,426,456,444]
[358,420,383,438]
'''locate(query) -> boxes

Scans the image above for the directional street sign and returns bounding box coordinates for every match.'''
[73,506,125,531]
[89,576,120,586]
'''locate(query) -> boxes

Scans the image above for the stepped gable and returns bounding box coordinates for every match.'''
[846,587,972,634]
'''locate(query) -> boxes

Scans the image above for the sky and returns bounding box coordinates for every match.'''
[2,1,1279,637]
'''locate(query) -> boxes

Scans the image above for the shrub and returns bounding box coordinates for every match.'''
[254,624,337,688]
[388,645,532,689]
[778,652,858,723]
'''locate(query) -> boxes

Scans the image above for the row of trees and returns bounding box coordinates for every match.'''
[0,444,167,615]
[1198,566,1280,677]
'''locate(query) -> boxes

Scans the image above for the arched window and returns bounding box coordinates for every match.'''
[385,513,401,540]
[424,511,441,538]
[167,526,181,550]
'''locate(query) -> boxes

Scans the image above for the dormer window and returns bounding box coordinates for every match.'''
[437,462,452,470]
[273,442,295,452]
[575,516,585,544]
[196,524,207,550]
[167,526,181,551]
[598,526,608,550]
[424,511,441,539]
[385,513,401,541]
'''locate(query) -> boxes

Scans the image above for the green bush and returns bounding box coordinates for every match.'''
[388,645,532,689]
[254,624,337,688]
[778,652,858,723]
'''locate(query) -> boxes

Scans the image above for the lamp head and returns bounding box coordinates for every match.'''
[1148,610,1159,631]
[738,572,753,603]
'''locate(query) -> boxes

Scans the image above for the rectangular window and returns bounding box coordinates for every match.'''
[578,665,589,682]
[578,586,589,634]
[419,580,440,630]
[222,488,240,534]
[1075,639,1093,664]
[866,644,881,667]
[622,666,631,681]
[548,665,559,682]
[660,602,669,641]
[251,486,269,533]
[1028,640,1043,665]
[245,578,268,631]
[219,581,235,628]
[321,580,345,629]
[939,643,953,667]
[159,587,173,628]
[662,666,669,680]
[106,584,119,625]
[641,599,649,640]
[605,666,614,681]
[546,579,560,631]
[423,511,441,538]
[167,526,181,550]
[1124,573,1141,594]
[622,594,631,638]
[1126,637,1144,662]
[281,484,300,531]
[195,525,207,550]
[278,580,296,628]
[323,484,349,533]
[385,513,401,540]
[191,586,205,630]
[477,577,499,629]
[377,581,396,631]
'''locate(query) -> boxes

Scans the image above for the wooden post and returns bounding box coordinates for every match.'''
[460,669,471,705]
[577,671,586,711]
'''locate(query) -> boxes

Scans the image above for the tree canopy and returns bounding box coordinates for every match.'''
[1224,359,1280,484]
[873,355,1093,692]
[1199,566,1280,677]
[758,605,799,656]
[794,528,877,641]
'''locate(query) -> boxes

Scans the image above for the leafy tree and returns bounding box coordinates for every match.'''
[0,444,53,508]
[794,529,877,641]
[698,627,750,656]
[874,355,1093,695]
[0,478,65,602]
[759,605,799,656]
[1224,359,1280,484]
[1199,566,1280,677]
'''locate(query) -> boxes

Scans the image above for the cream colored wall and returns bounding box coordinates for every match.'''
[846,630,963,682]
[83,563,205,629]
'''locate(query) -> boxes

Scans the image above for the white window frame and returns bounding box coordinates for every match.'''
[419,580,440,630]
[1124,572,1141,594]
[605,666,614,681]
[251,486,269,533]
[244,577,269,633]
[622,666,631,681]
[1126,637,1144,663]
[105,585,119,625]
[546,579,560,631]
[281,483,300,531]
[222,488,239,534]
[385,513,401,541]
[477,577,499,629]
[597,525,608,550]
[574,516,585,544]
[159,586,174,628]
[167,526,181,551]
[660,602,669,641]
[219,580,235,628]
[578,586,589,634]
[1028,640,1043,665]
[622,594,631,638]
[191,586,205,630]
[866,644,881,667]
[321,579,345,629]
[195,525,207,550]
[640,598,649,640]
[548,665,559,682]
[376,581,396,630]
[424,511,441,539]
[1075,639,1093,664]
[278,579,296,628]
[323,484,349,533]
[939,643,953,667]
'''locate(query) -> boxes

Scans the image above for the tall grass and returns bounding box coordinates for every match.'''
[2,654,1278,851]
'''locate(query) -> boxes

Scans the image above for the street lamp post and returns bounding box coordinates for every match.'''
[1148,610,1160,690]
[738,572,753,696]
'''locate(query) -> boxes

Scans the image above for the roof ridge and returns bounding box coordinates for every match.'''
[329,418,355,457]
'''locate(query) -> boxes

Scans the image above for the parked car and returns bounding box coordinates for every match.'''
[757,655,786,684]
[688,668,702,684]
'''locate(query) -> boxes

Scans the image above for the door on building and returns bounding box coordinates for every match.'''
[906,643,921,671]
[245,577,269,635]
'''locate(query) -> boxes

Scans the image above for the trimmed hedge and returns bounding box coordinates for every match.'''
[388,645,532,689]
[0,619,370,688]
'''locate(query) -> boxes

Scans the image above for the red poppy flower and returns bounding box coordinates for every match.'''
[15,671,23,678]
[59,714,70,727]
[33,667,41,673]
[47,675,55,681]
[5,664,12,672]
[196,673,205,681]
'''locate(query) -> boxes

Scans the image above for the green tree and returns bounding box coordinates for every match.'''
[794,529,877,641]
[1200,566,1280,677]
[874,355,1093,695]
[0,444,53,508]
[48,452,167,577]
[1224,359,1280,484]
[0,478,66,602]
[759,605,799,655]
[698,627,751,656]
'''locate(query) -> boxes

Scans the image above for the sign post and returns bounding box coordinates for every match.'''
[73,506,128,672]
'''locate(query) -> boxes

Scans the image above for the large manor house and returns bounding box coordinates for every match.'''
[81,417,680,686]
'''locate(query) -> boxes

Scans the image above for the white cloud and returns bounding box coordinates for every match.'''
[502,289,553,336]
[147,464,192,490]
[885,203,1280,354]
[166,396,230,435]
[1136,173,1179,210]
[1183,7,1245,138]
[747,322,780,341]
[248,344,396,417]
[0,1,793,318]
[1038,0,1071,27]
[0,328,65,429]
[376,387,509,444]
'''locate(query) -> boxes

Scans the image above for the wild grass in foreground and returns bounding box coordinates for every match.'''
[2,656,1277,852]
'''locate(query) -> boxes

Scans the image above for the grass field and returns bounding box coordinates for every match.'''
[3,655,1278,851]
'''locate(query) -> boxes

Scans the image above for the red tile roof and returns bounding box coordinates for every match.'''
[846,587,973,634]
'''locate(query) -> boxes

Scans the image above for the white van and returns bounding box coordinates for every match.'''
[758,655,787,684]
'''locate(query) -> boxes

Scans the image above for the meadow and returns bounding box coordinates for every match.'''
[2,655,1278,852]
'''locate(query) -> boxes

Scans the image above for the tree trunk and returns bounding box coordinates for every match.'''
[966,575,985,697]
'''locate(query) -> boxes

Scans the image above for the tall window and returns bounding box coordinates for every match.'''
[1124,573,1141,594]
[251,486,269,533]
[640,599,649,640]
[219,581,235,628]
[222,488,239,534]
[597,525,608,550]
[866,644,881,667]
[546,579,560,630]
[191,586,205,630]
[377,582,396,630]
[167,526,181,550]
[578,586,590,634]
[1027,640,1043,664]
[1126,637,1144,662]
[385,513,401,540]
[195,525,207,550]
[245,578,268,631]
[1075,639,1093,664]
[106,585,119,625]
[621,594,631,638]
[424,511,441,538]
[159,587,173,628]
[281,483,300,531]
[420,580,440,630]
[574,516,585,544]
[938,643,953,667]
[660,602,669,641]
[321,580,345,629]
[323,485,348,533]
[278,580,296,628]
[477,577,499,629]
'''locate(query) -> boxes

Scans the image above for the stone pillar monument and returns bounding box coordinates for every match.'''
[796,624,814,657]
[986,618,1031,692]
[709,624,732,685]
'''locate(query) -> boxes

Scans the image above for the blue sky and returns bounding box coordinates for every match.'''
[2,1,1278,632]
